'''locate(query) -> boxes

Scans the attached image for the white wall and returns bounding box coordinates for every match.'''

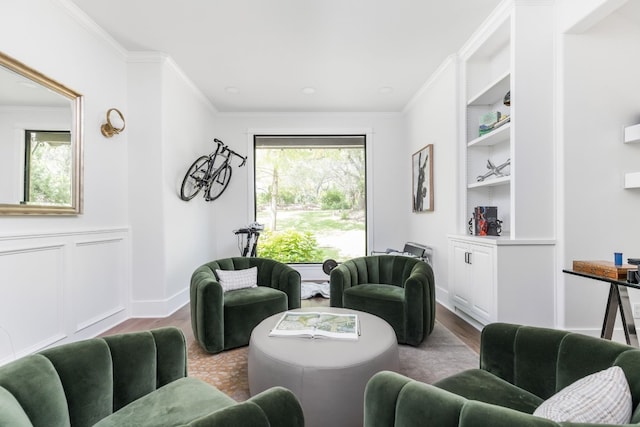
[0,0,220,362]
[559,0,640,334]
[0,0,131,362]
[211,113,408,262]
[403,57,459,306]
[127,54,220,316]
[161,58,219,309]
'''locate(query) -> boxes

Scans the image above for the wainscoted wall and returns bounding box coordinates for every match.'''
[0,228,130,364]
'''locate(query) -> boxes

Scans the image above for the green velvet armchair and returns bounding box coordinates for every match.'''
[191,257,301,354]
[364,322,640,427]
[0,327,304,427]
[329,255,435,346]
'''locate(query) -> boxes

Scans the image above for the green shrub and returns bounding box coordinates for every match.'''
[320,188,350,210]
[278,189,296,205]
[259,230,322,263]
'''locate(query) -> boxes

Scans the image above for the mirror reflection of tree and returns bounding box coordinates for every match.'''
[24,130,71,205]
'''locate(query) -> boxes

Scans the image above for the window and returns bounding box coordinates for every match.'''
[24,130,72,205]
[254,135,366,263]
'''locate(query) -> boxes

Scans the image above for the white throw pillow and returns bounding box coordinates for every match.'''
[215,267,258,292]
[533,366,632,424]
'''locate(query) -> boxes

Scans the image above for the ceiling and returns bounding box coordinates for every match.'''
[68,0,502,113]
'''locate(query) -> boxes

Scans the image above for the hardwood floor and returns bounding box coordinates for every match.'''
[435,303,481,353]
[101,299,481,354]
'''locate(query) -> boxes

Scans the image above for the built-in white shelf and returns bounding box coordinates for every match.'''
[624,124,640,144]
[468,175,511,189]
[467,72,510,106]
[468,123,511,148]
[625,172,640,189]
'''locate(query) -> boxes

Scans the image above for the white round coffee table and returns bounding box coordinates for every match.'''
[248,307,399,427]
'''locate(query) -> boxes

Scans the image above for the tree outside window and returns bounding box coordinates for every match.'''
[254,136,366,263]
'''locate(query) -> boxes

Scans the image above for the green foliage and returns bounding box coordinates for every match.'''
[257,191,271,206]
[255,147,365,212]
[257,210,364,232]
[278,189,296,205]
[28,141,71,204]
[320,188,350,210]
[259,230,322,263]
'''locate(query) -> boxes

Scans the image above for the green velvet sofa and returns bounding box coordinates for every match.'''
[329,255,435,346]
[0,327,304,427]
[364,322,640,426]
[191,257,301,354]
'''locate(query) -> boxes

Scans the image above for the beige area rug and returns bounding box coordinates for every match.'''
[187,321,479,402]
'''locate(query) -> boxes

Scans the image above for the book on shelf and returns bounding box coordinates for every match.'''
[269,311,359,340]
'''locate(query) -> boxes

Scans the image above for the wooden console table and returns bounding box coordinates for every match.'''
[563,269,639,346]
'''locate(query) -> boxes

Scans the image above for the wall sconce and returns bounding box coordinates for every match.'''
[101,108,126,138]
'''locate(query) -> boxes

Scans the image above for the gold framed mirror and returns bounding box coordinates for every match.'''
[0,51,83,215]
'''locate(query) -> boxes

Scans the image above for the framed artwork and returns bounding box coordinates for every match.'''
[412,144,433,212]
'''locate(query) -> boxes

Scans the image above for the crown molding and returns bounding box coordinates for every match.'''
[52,0,128,60]
[127,52,218,114]
[402,54,457,114]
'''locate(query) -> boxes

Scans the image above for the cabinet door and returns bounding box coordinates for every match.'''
[450,240,472,309]
[469,244,494,322]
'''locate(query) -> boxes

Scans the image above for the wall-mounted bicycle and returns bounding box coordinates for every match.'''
[180,138,246,202]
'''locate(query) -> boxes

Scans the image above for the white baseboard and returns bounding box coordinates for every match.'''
[131,288,190,318]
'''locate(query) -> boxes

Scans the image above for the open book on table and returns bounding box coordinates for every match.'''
[269,311,359,340]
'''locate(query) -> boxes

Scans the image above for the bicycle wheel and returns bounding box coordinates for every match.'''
[180,156,210,201]
[205,164,232,201]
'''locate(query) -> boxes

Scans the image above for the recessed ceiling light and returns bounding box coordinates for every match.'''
[225,86,239,94]
[301,87,316,95]
[379,86,394,94]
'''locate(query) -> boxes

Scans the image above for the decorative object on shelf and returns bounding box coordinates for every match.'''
[478,112,511,136]
[479,111,501,136]
[615,252,623,266]
[412,144,433,212]
[477,158,510,182]
[492,114,510,130]
[503,90,510,106]
[468,206,502,236]
[100,108,126,138]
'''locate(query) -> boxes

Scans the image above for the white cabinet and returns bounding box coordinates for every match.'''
[449,239,495,324]
[448,235,556,327]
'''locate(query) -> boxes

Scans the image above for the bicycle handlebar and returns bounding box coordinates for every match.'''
[233,222,264,235]
[213,138,247,167]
